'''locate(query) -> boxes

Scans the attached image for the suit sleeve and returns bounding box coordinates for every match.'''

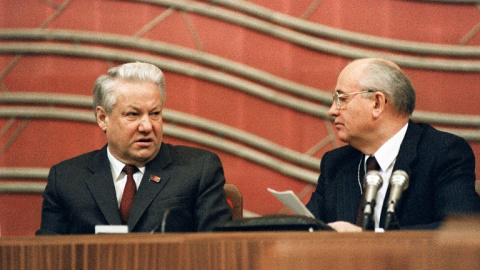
[194,152,232,231]
[430,136,480,215]
[306,174,326,221]
[36,166,69,235]
[306,153,329,221]
[401,135,480,230]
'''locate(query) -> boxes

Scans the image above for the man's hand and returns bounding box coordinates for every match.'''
[328,221,363,232]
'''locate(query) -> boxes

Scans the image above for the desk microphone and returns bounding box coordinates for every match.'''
[362,170,383,230]
[385,170,409,230]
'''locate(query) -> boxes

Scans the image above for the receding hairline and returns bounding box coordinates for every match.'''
[347,58,401,73]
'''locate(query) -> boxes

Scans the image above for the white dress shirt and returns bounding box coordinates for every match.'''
[107,148,145,207]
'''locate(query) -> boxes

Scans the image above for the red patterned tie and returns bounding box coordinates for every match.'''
[356,156,380,227]
[120,165,137,224]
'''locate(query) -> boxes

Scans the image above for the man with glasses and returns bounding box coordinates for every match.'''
[306,58,480,232]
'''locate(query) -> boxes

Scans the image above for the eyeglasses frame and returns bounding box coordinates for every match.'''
[332,90,378,109]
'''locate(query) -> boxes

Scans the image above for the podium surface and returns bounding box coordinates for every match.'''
[1,218,479,270]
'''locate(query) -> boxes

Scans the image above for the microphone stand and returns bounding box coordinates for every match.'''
[384,170,409,230]
[385,211,400,230]
[362,203,375,231]
[150,209,170,234]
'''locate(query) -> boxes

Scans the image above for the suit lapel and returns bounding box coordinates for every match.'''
[391,120,421,178]
[379,121,421,227]
[85,146,123,225]
[128,143,172,229]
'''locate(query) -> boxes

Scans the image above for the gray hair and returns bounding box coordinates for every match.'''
[358,59,416,116]
[93,62,166,117]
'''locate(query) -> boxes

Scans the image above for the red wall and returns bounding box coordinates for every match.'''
[1,0,480,236]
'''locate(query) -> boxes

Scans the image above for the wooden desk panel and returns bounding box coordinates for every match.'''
[1,222,479,270]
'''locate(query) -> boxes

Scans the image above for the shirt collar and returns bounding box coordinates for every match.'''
[369,122,409,171]
[107,147,146,182]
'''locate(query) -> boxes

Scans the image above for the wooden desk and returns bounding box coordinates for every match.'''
[1,218,479,270]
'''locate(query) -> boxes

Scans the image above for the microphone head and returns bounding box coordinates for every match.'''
[390,170,409,190]
[365,170,383,187]
[362,170,383,224]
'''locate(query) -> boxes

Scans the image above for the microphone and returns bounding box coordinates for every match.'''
[362,170,383,230]
[385,170,409,230]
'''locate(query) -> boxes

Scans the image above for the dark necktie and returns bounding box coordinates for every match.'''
[355,156,380,227]
[120,164,138,224]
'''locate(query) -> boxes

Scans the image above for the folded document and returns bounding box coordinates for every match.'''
[267,188,314,218]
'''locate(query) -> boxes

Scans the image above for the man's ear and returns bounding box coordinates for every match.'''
[96,106,108,132]
[372,92,387,118]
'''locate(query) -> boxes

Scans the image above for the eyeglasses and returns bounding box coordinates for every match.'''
[332,90,376,109]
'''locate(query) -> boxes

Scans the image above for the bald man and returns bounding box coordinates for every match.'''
[306,58,480,232]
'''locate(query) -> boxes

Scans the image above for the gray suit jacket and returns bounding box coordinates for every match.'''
[306,121,480,229]
[37,143,232,234]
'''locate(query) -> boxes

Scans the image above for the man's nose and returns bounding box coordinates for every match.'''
[328,102,339,117]
[138,115,153,132]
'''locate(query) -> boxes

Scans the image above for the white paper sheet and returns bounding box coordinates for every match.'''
[267,188,314,218]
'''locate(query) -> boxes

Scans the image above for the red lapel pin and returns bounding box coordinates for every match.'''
[149,175,161,183]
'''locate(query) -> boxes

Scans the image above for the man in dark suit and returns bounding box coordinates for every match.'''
[306,58,480,232]
[37,62,232,234]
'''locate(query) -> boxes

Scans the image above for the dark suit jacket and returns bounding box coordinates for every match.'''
[306,120,480,230]
[36,143,232,234]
